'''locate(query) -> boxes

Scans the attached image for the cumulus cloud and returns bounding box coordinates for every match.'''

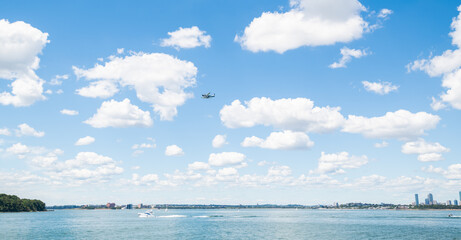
[241,130,314,150]
[74,52,197,120]
[6,143,30,156]
[188,161,210,171]
[408,5,461,110]
[76,80,119,98]
[60,109,79,116]
[310,151,368,174]
[362,81,399,95]
[0,19,49,106]
[0,128,10,136]
[430,97,447,111]
[165,145,184,156]
[377,9,393,18]
[374,141,388,148]
[208,152,246,167]
[220,97,345,133]
[75,136,95,146]
[401,139,449,162]
[84,98,153,128]
[423,164,461,180]
[49,74,68,86]
[49,152,123,183]
[161,26,211,49]
[235,0,368,53]
[329,47,368,68]
[212,134,228,148]
[132,138,156,150]
[342,110,440,140]
[15,123,44,137]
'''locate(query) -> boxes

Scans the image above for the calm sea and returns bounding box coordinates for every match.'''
[0,209,460,239]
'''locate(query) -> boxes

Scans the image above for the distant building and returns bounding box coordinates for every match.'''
[126,204,133,209]
[428,193,434,205]
[459,191,461,202]
[106,203,115,208]
[138,203,143,209]
[425,198,430,205]
[414,194,419,206]
[454,200,459,206]
[447,200,452,205]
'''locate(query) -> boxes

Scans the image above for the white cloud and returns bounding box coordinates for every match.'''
[6,143,30,155]
[75,136,95,146]
[377,9,393,18]
[0,128,10,136]
[132,139,156,150]
[267,165,292,176]
[50,152,123,183]
[76,80,119,98]
[430,97,447,111]
[60,109,79,116]
[161,26,211,49]
[220,97,345,133]
[117,48,124,54]
[212,134,228,148]
[73,52,197,120]
[362,81,399,95]
[49,74,68,86]
[84,98,153,128]
[0,19,49,106]
[311,151,368,174]
[165,145,184,156]
[208,152,246,167]
[417,153,443,162]
[423,164,461,180]
[401,139,449,162]
[342,110,440,140]
[408,5,461,110]
[188,161,210,171]
[374,141,388,148]
[15,123,44,137]
[241,130,314,150]
[235,0,367,53]
[130,173,159,186]
[329,47,368,68]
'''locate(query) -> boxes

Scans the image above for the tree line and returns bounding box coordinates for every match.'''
[0,193,46,212]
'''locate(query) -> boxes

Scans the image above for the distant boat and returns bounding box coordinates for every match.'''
[138,210,154,218]
[448,214,460,218]
[165,207,168,212]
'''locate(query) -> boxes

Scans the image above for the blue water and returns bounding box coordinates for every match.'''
[0,209,460,239]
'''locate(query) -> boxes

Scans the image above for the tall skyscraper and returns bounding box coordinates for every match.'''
[459,191,461,202]
[414,194,419,206]
[428,193,434,205]
[454,200,459,206]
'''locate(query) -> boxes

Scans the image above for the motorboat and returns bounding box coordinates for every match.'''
[138,210,154,218]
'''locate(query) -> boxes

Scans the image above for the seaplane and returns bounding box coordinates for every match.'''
[202,92,215,99]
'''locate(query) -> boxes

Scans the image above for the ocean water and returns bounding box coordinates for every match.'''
[0,209,460,239]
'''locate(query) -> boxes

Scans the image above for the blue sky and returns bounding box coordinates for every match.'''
[0,0,460,205]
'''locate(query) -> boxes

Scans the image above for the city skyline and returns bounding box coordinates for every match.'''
[1,0,461,205]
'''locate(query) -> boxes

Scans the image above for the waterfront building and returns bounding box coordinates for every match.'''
[459,191,461,202]
[447,200,452,205]
[428,193,434,205]
[138,203,143,209]
[454,200,459,206]
[126,204,133,209]
[106,203,115,208]
[414,194,419,206]
[424,198,430,205]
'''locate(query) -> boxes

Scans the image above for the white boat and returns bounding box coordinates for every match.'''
[138,210,154,218]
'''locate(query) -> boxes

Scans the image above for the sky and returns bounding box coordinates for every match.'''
[0,0,460,206]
